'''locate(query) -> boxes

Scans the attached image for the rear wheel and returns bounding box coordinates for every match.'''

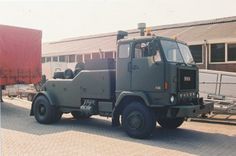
[71,111,91,119]
[157,118,184,129]
[122,102,156,139]
[33,95,62,124]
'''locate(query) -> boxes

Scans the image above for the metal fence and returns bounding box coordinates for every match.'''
[199,70,236,114]
[199,70,236,98]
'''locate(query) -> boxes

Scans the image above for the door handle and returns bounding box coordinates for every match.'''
[128,62,139,72]
[132,65,139,70]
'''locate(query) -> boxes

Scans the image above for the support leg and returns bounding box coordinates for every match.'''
[0,85,3,102]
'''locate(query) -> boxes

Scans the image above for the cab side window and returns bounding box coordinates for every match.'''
[134,42,162,62]
[119,44,130,58]
[134,42,149,58]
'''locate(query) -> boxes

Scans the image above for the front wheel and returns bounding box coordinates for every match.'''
[122,102,156,139]
[157,118,184,129]
[33,95,62,124]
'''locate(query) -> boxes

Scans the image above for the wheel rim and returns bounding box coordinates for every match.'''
[127,111,144,130]
[38,104,46,115]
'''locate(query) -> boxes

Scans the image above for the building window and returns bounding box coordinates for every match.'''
[41,57,45,63]
[59,56,66,62]
[77,55,83,63]
[84,54,91,62]
[69,55,75,63]
[53,56,58,62]
[119,44,130,58]
[227,43,236,61]
[46,57,51,62]
[211,43,225,62]
[92,53,100,59]
[189,45,203,63]
[65,55,69,62]
[104,52,113,58]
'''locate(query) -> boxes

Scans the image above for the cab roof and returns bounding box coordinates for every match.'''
[118,35,187,45]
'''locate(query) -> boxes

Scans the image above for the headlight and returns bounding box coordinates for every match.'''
[196,92,199,98]
[170,95,175,103]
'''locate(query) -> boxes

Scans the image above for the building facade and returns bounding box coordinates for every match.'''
[42,16,236,78]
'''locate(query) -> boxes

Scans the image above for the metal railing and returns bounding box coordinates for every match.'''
[199,70,236,115]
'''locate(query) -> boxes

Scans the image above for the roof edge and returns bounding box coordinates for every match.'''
[45,16,236,44]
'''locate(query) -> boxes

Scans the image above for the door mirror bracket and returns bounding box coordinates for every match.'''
[148,40,157,56]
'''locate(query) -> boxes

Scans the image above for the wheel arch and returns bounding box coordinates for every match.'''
[112,91,151,126]
[115,91,151,107]
[30,91,55,116]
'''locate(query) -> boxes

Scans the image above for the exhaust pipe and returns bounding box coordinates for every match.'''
[138,23,146,36]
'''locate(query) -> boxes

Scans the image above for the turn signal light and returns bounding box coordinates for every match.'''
[146,27,152,36]
[172,35,178,40]
[164,82,168,90]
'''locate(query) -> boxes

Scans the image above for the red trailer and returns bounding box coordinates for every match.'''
[0,25,42,101]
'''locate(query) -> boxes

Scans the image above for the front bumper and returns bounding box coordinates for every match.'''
[166,101,214,118]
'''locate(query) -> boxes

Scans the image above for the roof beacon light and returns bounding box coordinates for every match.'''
[146,27,152,36]
[172,35,178,40]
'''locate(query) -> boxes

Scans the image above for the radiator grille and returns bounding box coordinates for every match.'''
[179,69,196,90]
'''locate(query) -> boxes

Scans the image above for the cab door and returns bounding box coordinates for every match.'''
[116,43,132,92]
[131,40,165,92]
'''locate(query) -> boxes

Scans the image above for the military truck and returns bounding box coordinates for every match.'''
[30,24,213,139]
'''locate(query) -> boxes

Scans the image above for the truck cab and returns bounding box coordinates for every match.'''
[31,26,213,139]
[117,36,198,107]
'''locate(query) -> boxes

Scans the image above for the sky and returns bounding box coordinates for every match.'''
[0,0,235,42]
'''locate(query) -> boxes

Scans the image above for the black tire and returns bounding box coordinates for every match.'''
[64,69,74,79]
[53,72,64,79]
[71,111,91,119]
[121,102,156,139]
[157,118,184,129]
[33,95,62,124]
[75,62,85,70]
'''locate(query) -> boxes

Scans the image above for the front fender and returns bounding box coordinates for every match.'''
[115,91,151,107]
[30,91,55,116]
[112,91,151,126]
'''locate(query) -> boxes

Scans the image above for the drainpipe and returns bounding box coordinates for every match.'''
[204,40,208,70]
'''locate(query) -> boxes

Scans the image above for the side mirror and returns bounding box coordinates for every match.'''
[148,41,156,56]
[117,31,128,41]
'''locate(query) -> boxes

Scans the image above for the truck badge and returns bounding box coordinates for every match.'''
[184,76,191,81]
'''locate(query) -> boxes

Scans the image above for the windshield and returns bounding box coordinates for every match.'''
[177,43,195,64]
[160,40,184,63]
[160,39,195,64]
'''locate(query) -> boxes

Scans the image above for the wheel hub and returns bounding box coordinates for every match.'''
[127,111,144,129]
[39,104,46,115]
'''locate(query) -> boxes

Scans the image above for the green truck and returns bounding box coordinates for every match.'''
[30,24,213,139]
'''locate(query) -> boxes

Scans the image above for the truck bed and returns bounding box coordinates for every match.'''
[45,70,116,108]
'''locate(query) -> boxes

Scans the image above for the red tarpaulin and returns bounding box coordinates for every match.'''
[0,25,42,85]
